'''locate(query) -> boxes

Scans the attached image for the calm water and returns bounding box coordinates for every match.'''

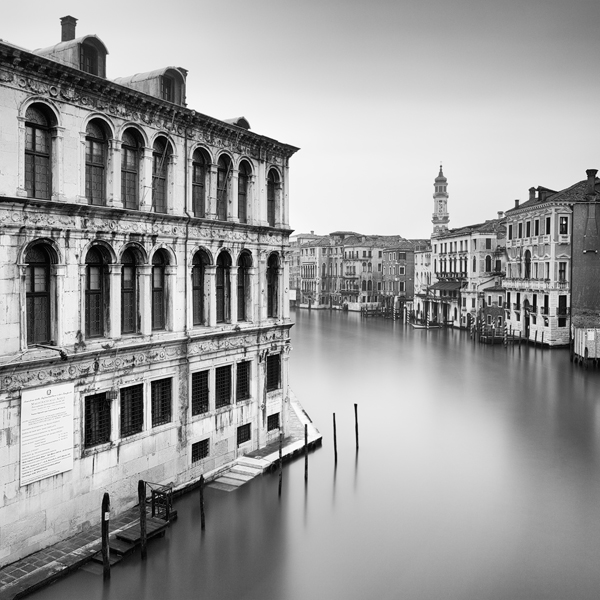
[33,310,600,600]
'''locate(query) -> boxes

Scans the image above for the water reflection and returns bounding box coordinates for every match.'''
[32,309,600,600]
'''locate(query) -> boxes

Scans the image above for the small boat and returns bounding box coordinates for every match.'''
[410,321,443,329]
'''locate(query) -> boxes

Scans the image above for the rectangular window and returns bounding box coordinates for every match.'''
[558,262,567,282]
[120,384,143,437]
[534,219,539,236]
[151,378,172,427]
[546,216,551,234]
[486,238,492,249]
[526,222,531,238]
[508,224,513,240]
[471,298,475,308]
[191,370,209,416]
[267,413,280,431]
[236,361,251,401]
[237,423,251,446]
[498,295,503,307]
[266,353,281,392]
[497,316,503,328]
[487,315,492,325]
[559,216,568,235]
[399,266,405,275]
[192,439,209,462]
[518,223,523,238]
[162,76,175,102]
[85,393,111,448]
[215,365,232,409]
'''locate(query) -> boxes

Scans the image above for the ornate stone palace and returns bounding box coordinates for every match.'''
[0,16,298,565]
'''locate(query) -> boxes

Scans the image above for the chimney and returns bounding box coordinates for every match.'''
[60,16,77,42]
[497,211,504,219]
[586,169,598,195]
[514,199,520,209]
[529,187,536,201]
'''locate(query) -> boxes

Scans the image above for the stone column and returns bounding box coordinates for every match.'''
[108,264,122,339]
[54,264,66,347]
[230,168,239,223]
[282,259,290,321]
[281,159,290,229]
[281,345,291,438]
[258,256,267,322]
[207,165,218,219]
[79,264,87,336]
[138,265,152,335]
[257,161,267,226]
[140,147,153,212]
[230,266,239,325]
[108,138,122,208]
[206,265,216,327]
[17,263,27,350]
[52,126,66,201]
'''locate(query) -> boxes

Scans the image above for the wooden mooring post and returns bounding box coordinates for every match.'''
[101,492,110,580]
[199,474,206,530]
[333,413,338,463]
[138,480,147,560]
[304,424,308,482]
[278,433,283,497]
[354,403,359,451]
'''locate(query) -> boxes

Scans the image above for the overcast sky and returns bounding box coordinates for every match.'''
[4,0,600,239]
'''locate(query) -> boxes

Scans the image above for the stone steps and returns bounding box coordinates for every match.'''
[207,456,268,492]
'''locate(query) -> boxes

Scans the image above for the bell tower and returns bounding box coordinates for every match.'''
[432,164,449,235]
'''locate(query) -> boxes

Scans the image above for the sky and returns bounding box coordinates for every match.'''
[4,0,600,239]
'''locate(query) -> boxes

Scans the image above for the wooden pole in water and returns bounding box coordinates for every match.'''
[535,330,538,345]
[304,423,308,482]
[101,492,110,580]
[278,433,283,496]
[333,413,338,463]
[199,474,206,530]
[354,403,359,451]
[138,480,147,560]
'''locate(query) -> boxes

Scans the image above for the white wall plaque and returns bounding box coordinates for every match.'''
[20,382,74,486]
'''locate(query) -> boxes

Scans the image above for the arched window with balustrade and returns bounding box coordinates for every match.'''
[25,105,54,200]
[121,129,142,210]
[85,120,108,205]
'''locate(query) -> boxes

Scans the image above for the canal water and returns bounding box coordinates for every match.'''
[32,309,600,600]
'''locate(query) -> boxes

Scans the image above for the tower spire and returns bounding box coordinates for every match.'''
[432,165,449,236]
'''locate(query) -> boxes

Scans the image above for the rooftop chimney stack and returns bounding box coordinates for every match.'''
[529,187,536,201]
[586,169,598,196]
[60,16,77,42]
[514,199,520,209]
[497,211,504,219]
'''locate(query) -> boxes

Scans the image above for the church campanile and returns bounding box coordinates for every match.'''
[432,164,449,235]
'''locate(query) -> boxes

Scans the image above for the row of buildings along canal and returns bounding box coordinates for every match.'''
[290,166,600,356]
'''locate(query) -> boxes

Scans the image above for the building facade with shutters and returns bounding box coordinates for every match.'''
[0,17,298,565]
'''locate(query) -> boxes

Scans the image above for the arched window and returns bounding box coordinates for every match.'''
[217,156,231,221]
[26,244,51,344]
[361,280,366,292]
[25,105,52,199]
[216,252,231,323]
[367,280,372,291]
[237,252,252,321]
[85,247,109,338]
[152,138,171,213]
[267,254,279,318]
[152,252,166,330]
[121,130,141,210]
[238,161,251,223]
[524,250,531,279]
[267,170,278,226]
[192,250,209,326]
[485,255,492,273]
[121,249,137,334]
[85,120,107,205]
[192,150,207,218]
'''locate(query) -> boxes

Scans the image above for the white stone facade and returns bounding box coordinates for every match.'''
[0,24,298,566]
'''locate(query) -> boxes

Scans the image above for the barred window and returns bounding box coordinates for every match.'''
[266,354,281,392]
[120,384,143,437]
[192,439,209,462]
[152,252,166,330]
[85,393,111,448]
[215,365,231,409]
[192,370,209,415]
[267,413,280,431]
[236,361,251,401]
[237,423,251,446]
[151,378,172,427]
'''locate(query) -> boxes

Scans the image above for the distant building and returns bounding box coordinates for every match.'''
[0,16,298,565]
